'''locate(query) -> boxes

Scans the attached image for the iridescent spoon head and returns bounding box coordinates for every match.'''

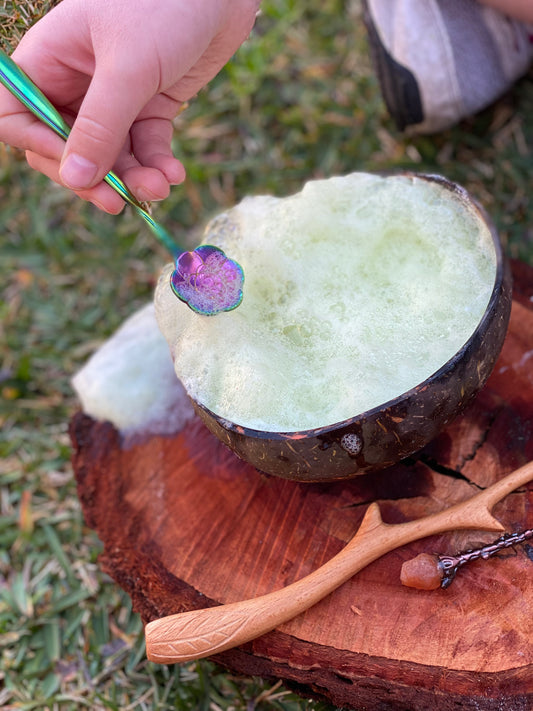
[170,244,244,315]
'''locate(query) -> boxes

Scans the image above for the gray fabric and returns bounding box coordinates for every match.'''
[438,0,506,115]
[366,0,533,133]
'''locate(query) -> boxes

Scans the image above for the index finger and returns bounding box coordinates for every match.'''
[0,83,66,160]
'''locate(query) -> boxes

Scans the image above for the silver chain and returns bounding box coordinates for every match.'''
[438,528,533,588]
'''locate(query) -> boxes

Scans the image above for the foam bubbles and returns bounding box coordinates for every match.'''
[154,173,497,431]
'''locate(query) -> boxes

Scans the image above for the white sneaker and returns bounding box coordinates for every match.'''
[363,0,533,134]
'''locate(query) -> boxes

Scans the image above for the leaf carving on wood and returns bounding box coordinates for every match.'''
[148,609,256,661]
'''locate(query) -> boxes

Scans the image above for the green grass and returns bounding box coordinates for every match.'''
[1,1,533,709]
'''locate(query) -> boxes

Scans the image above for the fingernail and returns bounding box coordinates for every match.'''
[136,188,160,202]
[90,199,107,212]
[60,153,98,189]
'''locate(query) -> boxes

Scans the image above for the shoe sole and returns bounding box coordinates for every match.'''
[362,0,424,130]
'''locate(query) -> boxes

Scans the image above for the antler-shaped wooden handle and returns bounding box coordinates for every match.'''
[145,461,533,664]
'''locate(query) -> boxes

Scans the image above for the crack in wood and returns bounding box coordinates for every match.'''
[416,455,483,488]
[457,407,500,469]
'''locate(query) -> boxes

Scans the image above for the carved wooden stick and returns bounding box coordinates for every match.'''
[145,461,533,664]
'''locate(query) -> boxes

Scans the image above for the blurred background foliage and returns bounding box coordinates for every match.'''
[1,0,532,708]
[0,0,61,51]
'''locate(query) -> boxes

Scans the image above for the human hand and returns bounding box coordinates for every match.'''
[0,0,259,213]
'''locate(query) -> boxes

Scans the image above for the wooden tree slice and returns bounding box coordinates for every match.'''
[70,259,533,711]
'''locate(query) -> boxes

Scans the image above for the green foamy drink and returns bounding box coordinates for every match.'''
[155,173,496,432]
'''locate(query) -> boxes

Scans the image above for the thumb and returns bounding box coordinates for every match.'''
[59,68,152,190]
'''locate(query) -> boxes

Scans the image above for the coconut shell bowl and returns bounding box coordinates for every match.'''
[153,173,512,482]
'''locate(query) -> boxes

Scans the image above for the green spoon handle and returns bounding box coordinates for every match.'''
[0,49,178,254]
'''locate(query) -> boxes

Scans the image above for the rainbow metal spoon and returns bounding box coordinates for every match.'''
[0,49,244,315]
